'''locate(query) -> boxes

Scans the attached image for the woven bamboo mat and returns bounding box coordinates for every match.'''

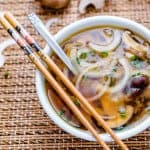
[0,0,150,149]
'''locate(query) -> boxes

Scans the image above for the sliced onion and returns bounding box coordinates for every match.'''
[70,47,101,68]
[88,78,110,101]
[109,58,130,93]
[75,62,110,101]
[88,30,121,52]
[84,56,118,78]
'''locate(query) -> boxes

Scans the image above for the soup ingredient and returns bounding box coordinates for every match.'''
[147,59,150,64]
[48,88,81,127]
[48,26,150,130]
[100,93,134,128]
[78,0,105,14]
[75,63,110,101]
[109,58,130,94]
[76,48,97,67]
[88,30,121,52]
[106,105,133,128]
[123,74,149,98]
[40,0,70,9]
[70,47,102,68]
[0,38,16,67]
[123,31,148,59]
[130,54,139,61]
[99,51,109,58]
[130,58,145,69]
[79,52,87,59]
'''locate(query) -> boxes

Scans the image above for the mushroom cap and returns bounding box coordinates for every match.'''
[40,0,70,9]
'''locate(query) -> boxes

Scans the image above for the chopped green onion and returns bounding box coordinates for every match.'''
[82,75,87,80]
[130,59,143,68]
[79,52,87,59]
[131,72,142,77]
[99,51,109,58]
[66,117,72,122]
[59,109,65,116]
[147,59,150,64]
[109,77,116,87]
[112,67,117,72]
[130,55,138,61]
[116,126,124,131]
[73,100,80,106]
[147,109,150,114]
[120,112,126,118]
[89,51,96,56]
[76,57,80,64]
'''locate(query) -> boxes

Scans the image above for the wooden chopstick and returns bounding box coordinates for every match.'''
[0,14,111,150]
[3,12,128,150]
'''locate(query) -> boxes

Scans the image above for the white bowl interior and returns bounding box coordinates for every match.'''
[36,16,150,142]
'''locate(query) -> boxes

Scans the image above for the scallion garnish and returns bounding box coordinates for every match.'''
[79,52,87,59]
[147,59,150,64]
[73,99,80,106]
[59,109,65,116]
[120,112,126,118]
[130,59,143,69]
[118,106,126,118]
[76,57,80,64]
[112,67,117,72]
[116,126,124,131]
[131,72,142,77]
[130,55,138,61]
[99,51,109,58]
[109,76,116,86]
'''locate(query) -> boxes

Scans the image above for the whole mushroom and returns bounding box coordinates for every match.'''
[40,0,70,9]
[78,0,105,14]
[123,74,149,98]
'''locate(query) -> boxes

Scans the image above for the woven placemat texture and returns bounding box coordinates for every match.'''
[0,0,150,149]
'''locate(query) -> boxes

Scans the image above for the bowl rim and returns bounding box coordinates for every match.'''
[36,15,150,142]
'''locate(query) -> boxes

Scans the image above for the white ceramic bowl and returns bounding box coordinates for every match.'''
[36,16,150,142]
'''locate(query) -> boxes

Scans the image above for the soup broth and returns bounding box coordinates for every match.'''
[46,27,150,131]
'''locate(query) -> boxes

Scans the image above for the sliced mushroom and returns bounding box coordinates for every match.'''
[123,31,149,59]
[78,0,105,14]
[106,105,133,128]
[99,93,134,128]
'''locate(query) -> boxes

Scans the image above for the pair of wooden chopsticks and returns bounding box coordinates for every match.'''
[0,12,128,150]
